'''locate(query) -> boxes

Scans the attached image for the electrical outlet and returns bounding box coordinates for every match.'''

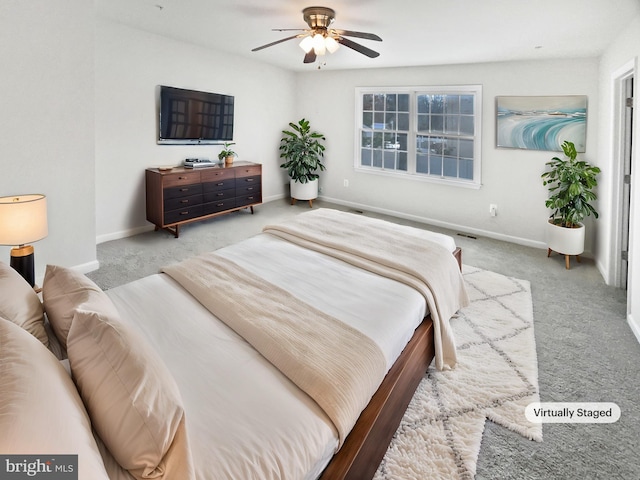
[343,179,349,187]
[489,204,497,217]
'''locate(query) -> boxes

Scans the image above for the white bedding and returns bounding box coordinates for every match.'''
[106,230,456,480]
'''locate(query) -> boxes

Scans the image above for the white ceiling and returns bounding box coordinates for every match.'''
[96,0,640,72]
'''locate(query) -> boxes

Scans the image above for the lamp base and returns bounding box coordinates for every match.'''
[10,245,35,287]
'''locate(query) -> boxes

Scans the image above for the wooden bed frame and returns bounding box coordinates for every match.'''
[320,247,462,480]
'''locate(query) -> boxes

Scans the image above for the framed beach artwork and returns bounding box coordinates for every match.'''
[496,95,587,152]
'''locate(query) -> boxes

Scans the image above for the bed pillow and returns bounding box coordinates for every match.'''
[67,307,194,480]
[42,264,119,349]
[0,316,110,480]
[0,261,48,346]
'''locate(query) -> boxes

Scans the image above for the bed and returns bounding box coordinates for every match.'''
[0,208,468,480]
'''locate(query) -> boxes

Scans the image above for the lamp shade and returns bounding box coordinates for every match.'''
[0,194,48,246]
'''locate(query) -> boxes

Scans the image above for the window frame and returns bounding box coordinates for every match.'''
[354,85,482,188]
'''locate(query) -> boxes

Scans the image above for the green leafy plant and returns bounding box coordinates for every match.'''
[218,142,236,161]
[279,118,326,184]
[541,140,601,228]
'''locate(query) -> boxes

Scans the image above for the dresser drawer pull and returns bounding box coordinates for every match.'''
[178,176,188,180]
[180,188,189,192]
[245,178,254,182]
[217,193,224,196]
[180,199,189,203]
[247,197,255,201]
[216,203,225,207]
[246,187,254,191]
[180,211,190,215]
[217,182,225,186]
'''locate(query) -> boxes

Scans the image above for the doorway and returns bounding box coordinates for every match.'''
[620,74,633,289]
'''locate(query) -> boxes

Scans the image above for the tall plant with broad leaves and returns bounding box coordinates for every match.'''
[541,140,601,228]
[279,118,326,184]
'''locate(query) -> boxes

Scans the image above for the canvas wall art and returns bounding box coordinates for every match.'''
[496,96,587,152]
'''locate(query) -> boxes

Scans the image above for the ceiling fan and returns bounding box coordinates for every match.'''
[251,6,382,64]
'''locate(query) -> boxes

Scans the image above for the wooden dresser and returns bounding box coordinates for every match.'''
[145,161,262,237]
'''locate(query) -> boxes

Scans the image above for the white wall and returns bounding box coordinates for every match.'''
[95,19,297,242]
[597,14,640,340]
[295,59,600,250]
[0,0,96,280]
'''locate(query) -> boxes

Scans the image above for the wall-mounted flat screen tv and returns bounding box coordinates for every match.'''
[158,85,234,144]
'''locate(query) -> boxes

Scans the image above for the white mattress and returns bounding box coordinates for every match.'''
[106,230,456,480]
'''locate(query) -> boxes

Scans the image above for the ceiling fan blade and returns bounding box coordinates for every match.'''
[303,50,317,63]
[332,29,382,42]
[337,36,380,58]
[251,34,301,52]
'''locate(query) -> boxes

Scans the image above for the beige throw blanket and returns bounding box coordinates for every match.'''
[161,254,387,448]
[263,208,470,370]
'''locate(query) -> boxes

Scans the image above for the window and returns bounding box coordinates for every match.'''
[356,86,482,187]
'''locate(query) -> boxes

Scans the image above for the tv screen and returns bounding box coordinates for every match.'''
[158,85,234,144]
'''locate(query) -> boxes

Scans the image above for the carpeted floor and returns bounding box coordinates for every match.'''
[88,199,640,479]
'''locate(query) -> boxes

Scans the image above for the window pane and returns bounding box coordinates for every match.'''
[417,95,430,114]
[361,148,372,166]
[374,112,385,129]
[363,94,373,110]
[373,132,383,148]
[460,95,474,114]
[445,115,459,134]
[430,155,442,176]
[362,131,372,147]
[460,139,473,158]
[459,159,474,179]
[398,94,410,112]
[431,95,444,113]
[443,156,457,177]
[386,94,397,111]
[460,116,474,135]
[385,112,397,129]
[398,113,410,130]
[444,138,458,159]
[398,152,408,171]
[431,115,444,133]
[417,154,428,174]
[363,112,373,128]
[445,96,460,114]
[383,151,395,169]
[373,149,382,167]
[417,114,429,132]
[398,133,408,151]
[374,94,385,110]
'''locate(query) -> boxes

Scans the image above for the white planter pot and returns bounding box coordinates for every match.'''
[546,220,585,256]
[290,178,318,201]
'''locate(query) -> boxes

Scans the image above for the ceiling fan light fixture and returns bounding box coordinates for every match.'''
[325,35,340,53]
[312,33,326,55]
[299,35,314,53]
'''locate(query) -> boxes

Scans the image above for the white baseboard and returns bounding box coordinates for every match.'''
[97,225,155,244]
[319,196,548,250]
[629,313,640,345]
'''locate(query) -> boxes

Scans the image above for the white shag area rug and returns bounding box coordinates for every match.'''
[375,265,542,480]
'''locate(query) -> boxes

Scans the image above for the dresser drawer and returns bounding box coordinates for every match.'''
[164,205,203,225]
[236,192,262,207]
[164,183,203,200]
[163,171,201,188]
[236,175,261,191]
[203,188,235,203]
[202,198,237,215]
[203,178,236,193]
[235,165,261,178]
[164,193,203,211]
[200,168,235,183]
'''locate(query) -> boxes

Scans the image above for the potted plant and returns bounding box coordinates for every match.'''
[279,118,326,207]
[541,140,601,268]
[218,142,236,165]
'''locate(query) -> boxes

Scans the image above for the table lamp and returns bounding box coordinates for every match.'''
[0,194,48,287]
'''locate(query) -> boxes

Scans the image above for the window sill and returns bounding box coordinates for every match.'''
[354,166,482,189]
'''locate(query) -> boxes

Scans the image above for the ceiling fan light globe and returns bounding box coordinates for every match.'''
[299,35,314,53]
[325,35,340,53]
[312,34,326,55]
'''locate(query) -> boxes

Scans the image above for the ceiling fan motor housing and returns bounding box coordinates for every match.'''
[303,6,336,30]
